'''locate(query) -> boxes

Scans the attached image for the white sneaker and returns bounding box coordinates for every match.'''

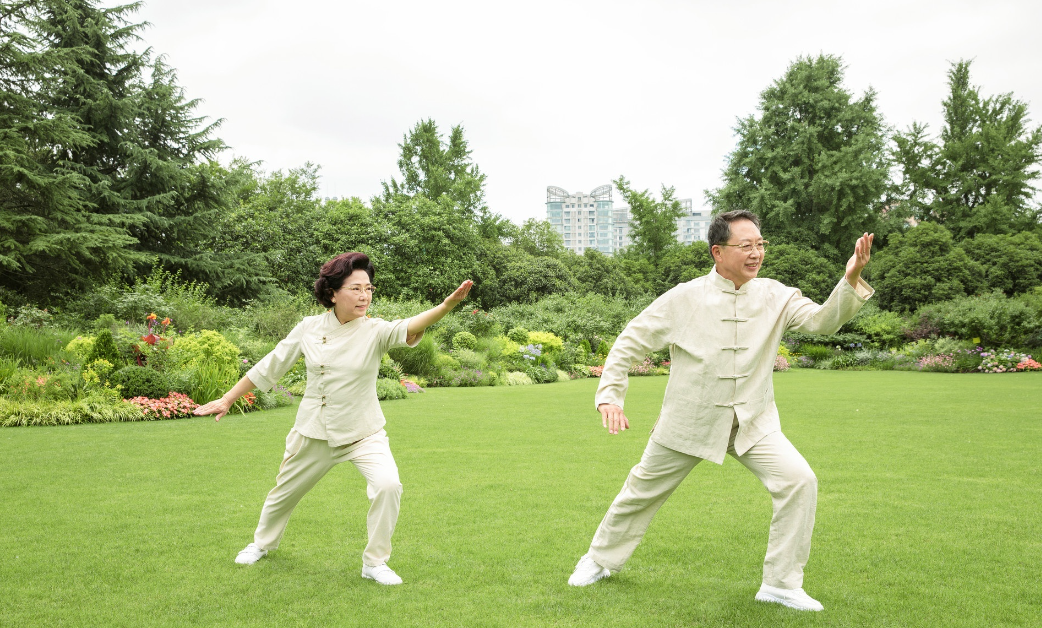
[568,554,610,587]
[234,543,267,565]
[755,583,824,611]
[361,564,403,585]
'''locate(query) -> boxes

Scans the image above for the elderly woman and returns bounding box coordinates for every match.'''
[194,252,472,585]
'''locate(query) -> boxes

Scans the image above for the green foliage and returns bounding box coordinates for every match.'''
[957,232,1042,296]
[11,305,52,328]
[375,378,408,400]
[506,327,530,344]
[494,293,652,343]
[893,60,1042,239]
[707,54,892,263]
[527,331,564,355]
[64,336,95,362]
[871,222,984,312]
[245,295,313,342]
[0,325,73,367]
[379,355,405,381]
[452,349,485,370]
[500,371,534,386]
[658,242,714,290]
[847,302,909,349]
[168,330,240,369]
[524,364,560,384]
[565,248,646,300]
[387,334,439,377]
[111,366,170,400]
[613,176,687,264]
[758,244,842,303]
[917,291,1040,348]
[0,390,140,427]
[86,329,123,366]
[452,331,478,352]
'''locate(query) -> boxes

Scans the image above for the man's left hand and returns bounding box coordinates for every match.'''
[845,233,874,287]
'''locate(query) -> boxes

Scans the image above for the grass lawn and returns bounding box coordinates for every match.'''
[1,370,1039,627]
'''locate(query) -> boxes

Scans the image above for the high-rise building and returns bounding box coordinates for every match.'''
[545,185,615,254]
[548,185,711,254]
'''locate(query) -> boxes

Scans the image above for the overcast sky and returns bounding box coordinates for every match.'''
[121,0,1042,224]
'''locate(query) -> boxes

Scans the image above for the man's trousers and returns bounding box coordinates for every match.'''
[587,419,817,589]
[252,428,403,567]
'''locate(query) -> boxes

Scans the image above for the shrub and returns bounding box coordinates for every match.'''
[453,349,485,370]
[507,326,530,344]
[798,344,834,362]
[434,353,461,373]
[528,331,564,355]
[556,369,571,381]
[379,355,405,380]
[917,291,1040,348]
[65,336,95,362]
[94,314,118,332]
[447,368,492,387]
[11,305,52,328]
[87,329,124,366]
[168,330,240,368]
[501,371,534,386]
[774,355,790,371]
[524,364,559,384]
[848,302,909,349]
[628,357,656,376]
[388,334,439,377]
[376,378,408,400]
[245,296,313,341]
[452,331,478,351]
[111,366,171,399]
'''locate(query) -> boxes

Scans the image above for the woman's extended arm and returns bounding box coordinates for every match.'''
[406,280,474,344]
[193,375,257,421]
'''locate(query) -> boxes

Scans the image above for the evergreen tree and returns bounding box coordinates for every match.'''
[0,0,137,300]
[1,0,246,302]
[707,54,891,263]
[893,60,1042,239]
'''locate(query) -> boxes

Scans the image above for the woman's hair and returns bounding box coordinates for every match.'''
[313,252,375,308]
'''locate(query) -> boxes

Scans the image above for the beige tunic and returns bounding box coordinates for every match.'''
[247,311,420,447]
[595,267,873,464]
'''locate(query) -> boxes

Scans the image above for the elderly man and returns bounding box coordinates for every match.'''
[567,210,874,612]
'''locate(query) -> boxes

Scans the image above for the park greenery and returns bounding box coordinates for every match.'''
[1,2,1041,427]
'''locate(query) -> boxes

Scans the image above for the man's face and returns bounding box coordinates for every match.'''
[711,219,765,288]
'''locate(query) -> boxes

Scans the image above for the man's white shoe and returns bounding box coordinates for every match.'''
[361,564,403,585]
[234,543,267,565]
[755,583,824,611]
[568,554,610,587]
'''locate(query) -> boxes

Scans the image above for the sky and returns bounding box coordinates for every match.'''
[119,0,1042,224]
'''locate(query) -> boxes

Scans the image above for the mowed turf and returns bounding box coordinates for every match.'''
[1,370,1039,627]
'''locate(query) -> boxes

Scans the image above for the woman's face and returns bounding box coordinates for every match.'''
[332,269,374,322]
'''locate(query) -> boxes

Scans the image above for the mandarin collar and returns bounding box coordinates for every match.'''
[708,267,752,294]
[322,310,368,335]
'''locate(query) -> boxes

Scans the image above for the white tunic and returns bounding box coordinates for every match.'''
[595,267,873,463]
[247,311,420,446]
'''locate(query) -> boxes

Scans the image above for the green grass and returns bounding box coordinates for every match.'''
[1,371,1039,627]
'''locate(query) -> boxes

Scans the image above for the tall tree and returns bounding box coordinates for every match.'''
[893,60,1042,239]
[707,54,891,263]
[0,0,241,303]
[614,176,686,266]
[380,119,488,220]
[0,0,138,300]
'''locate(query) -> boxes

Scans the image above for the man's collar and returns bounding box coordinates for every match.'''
[708,267,751,294]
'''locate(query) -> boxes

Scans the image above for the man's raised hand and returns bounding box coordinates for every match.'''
[845,233,874,287]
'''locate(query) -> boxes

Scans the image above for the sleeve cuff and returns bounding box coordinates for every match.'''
[246,366,275,392]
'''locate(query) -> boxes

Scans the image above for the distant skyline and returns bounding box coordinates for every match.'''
[119,0,1042,225]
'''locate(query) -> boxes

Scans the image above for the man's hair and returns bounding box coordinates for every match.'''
[707,210,761,247]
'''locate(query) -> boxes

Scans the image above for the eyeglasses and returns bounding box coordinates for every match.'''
[342,285,376,295]
[718,240,768,253]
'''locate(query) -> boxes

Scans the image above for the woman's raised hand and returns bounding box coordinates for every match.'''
[443,280,474,308]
